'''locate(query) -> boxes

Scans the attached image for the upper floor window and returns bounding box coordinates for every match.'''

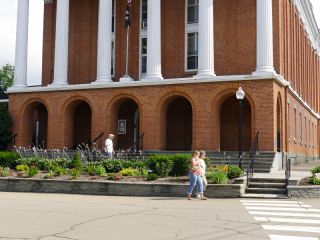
[187,33,198,70]
[141,38,147,74]
[293,108,297,143]
[299,112,302,144]
[112,0,115,33]
[187,0,199,24]
[141,0,148,29]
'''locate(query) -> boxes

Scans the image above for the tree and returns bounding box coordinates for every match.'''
[0,64,14,89]
[0,64,14,150]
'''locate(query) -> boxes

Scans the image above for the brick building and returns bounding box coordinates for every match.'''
[8,0,320,162]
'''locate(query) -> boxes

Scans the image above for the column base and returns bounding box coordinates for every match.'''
[49,81,69,87]
[10,84,28,89]
[92,78,113,85]
[252,67,277,76]
[142,73,163,81]
[119,75,135,82]
[194,70,216,79]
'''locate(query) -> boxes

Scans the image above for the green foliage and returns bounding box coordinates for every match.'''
[68,169,81,179]
[70,152,82,171]
[146,155,174,177]
[169,154,191,176]
[27,166,39,178]
[16,164,29,172]
[311,166,320,175]
[0,151,19,168]
[84,164,106,176]
[309,176,320,185]
[0,103,12,150]
[119,168,140,176]
[226,165,244,179]
[17,158,69,171]
[44,171,54,179]
[146,173,158,181]
[0,166,10,177]
[51,165,66,176]
[206,171,229,184]
[0,64,14,89]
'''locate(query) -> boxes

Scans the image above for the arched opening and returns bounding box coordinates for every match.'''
[117,99,140,150]
[166,97,192,151]
[277,96,282,152]
[220,95,252,151]
[21,101,48,148]
[64,100,92,149]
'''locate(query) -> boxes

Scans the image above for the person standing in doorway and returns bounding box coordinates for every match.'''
[105,134,115,158]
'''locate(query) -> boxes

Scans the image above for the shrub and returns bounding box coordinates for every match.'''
[44,171,54,179]
[0,167,10,177]
[309,177,320,185]
[70,152,82,171]
[146,173,158,181]
[119,168,140,176]
[68,169,81,179]
[311,166,320,175]
[226,165,244,179]
[170,154,191,176]
[0,151,19,168]
[27,166,39,178]
[84,164,106,176]
[146,155,174,177]
[206,171,229,184]
[51,165,66,176]
[16,164,29,172]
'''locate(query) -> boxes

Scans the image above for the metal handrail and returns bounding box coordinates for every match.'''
[92,132,104,145]
[246,131,259,186]
[285,158,291,186]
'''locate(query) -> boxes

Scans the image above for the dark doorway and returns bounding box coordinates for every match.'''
[72,102,92,148]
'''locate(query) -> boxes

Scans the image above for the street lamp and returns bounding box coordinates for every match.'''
[236,87,245,169]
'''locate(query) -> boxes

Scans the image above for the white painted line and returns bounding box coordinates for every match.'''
[246,206,320,212]
[243,203,312,207]
[269,234,319,240]
[249,211,320,218]
[255,216,320,224]
[262,225,320,233]
[241,200,301,204]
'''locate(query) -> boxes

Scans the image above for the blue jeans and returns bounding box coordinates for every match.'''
[187,172,203,194]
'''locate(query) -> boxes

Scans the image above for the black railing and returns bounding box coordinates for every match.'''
[246,131,259,186]
[285,157,292,186]
[91,132,104,145]
[129,132,144,152]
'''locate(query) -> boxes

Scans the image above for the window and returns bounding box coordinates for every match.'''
[187,0,199,24]
[309,119,311,147]
[293,108,297,143]
[141,38,147,74]
[187,33,198,70]
[305,116,307,146]
[111,0,116,76]
[112,0,115,33]
[312,122,314,148]
[111,41,114,76]
[300,113,302,144]
[288,103,290,141]
[141,0,147,29]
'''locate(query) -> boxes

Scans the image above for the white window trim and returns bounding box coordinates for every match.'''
[139,0,147,79]
[185,0,199,72]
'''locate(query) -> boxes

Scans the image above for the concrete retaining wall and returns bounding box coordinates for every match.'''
[0,178,245,198]
[288,185,320,198]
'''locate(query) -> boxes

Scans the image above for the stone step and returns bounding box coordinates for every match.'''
[249,178,286,183]
[246,188,287,194]
[248,182,287,188]
[242,193,288,199]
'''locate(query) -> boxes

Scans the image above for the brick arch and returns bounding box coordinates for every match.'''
[20,99,49,148]
[212,87,256,151]
[107,94,143,150]
[156,91,195,150]
[61,97,93,149]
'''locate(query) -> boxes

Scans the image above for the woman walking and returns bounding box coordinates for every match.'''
[187,151,208,200]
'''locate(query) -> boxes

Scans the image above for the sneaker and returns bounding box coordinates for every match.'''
[200,197,208,200]
[196,194,201,199]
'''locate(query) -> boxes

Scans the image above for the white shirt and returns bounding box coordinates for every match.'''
[105,138,113,152]
[199,159,206,174]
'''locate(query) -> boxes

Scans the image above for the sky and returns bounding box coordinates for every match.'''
[0,0,319,86]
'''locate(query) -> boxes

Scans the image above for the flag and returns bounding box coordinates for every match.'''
[125,0,132,29]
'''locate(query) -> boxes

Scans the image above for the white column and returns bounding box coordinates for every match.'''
[94,0,113,84]
[195,0,215,79]
[13,0,29,88]
[144,0,163,81]
[253,0,276,76]
[52,0,69,85]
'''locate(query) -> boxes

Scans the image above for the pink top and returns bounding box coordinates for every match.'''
[190,157,202,175]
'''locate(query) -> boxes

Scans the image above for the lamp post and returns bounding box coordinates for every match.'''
[236,87,245,169]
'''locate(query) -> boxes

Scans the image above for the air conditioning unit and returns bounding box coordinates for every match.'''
[142,21,147,29]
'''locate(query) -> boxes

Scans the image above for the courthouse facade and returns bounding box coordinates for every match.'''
[8,0,320,160]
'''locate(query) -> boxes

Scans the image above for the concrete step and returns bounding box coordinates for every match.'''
[246,188,287,194]
[249,178,286,183]
[248,182,287,188]
[242,193,288,199]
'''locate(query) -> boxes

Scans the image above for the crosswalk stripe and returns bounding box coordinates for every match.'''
[255,216,320,224]
[249,211,320,218]
[269,234,319,240]
[241,200,301,204]
[243,203,312,207]
[262,225,320,233]
[245,206,320,212]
